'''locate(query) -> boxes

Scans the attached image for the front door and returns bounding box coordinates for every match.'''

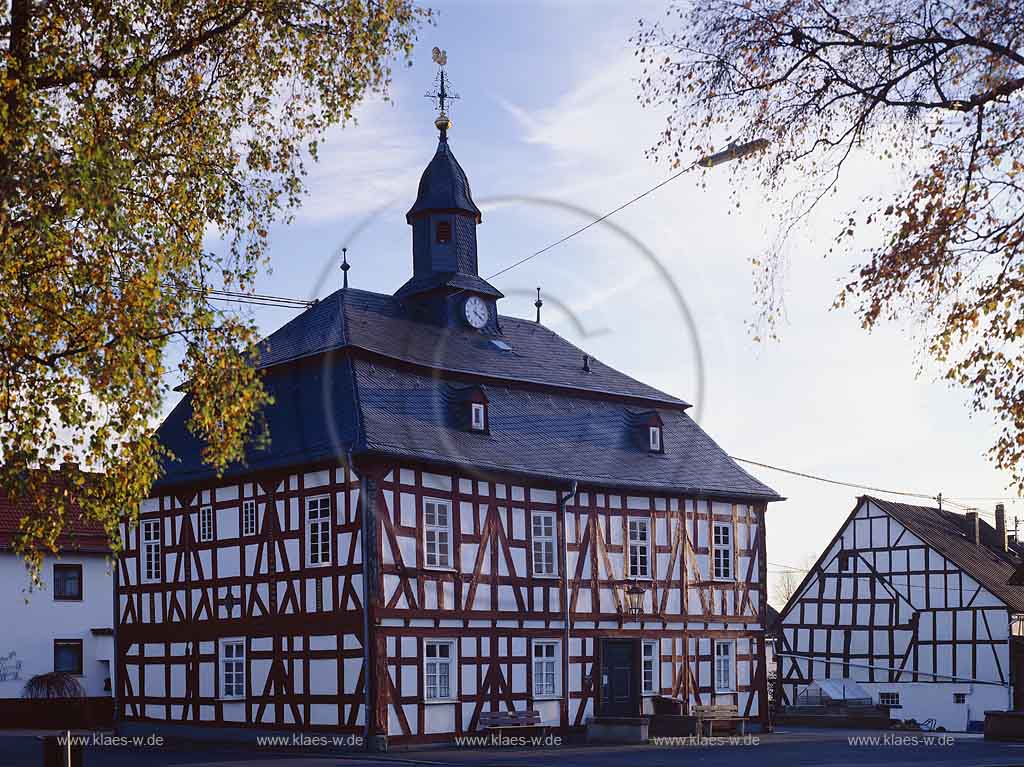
[1013,637,1024,711]
[599,639,639,717]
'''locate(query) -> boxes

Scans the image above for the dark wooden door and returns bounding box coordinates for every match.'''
[1013,637,1024,711]
[599,639,639,717]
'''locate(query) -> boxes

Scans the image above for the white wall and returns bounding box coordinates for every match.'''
[860,681,1008,732]
[0,551,114,698]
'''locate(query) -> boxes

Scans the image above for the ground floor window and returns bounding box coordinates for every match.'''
[642,640,659,695]
[53,639,83,675]
[714,640,734,692]
[878,691,901,707]
[425,640,456,700]
[220,639,245,699]
[532,640,559,697]
[953,693,966,704]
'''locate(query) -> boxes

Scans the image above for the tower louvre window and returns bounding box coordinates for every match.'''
[436,220,452,243]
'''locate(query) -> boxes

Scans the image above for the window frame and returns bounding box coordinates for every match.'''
[306,494,332,567]
[53,563,83,601]
[713,640,735,693]
[242,500,257,537]
[199,505,214,542]
[531,511,557,578]
[423,498,453,570]
[423,639,457,702]
[470,402,487,432]
[839,552,854,572]
[220,638,246,700]
[642,639,659,696]
[712,521,734,581]
[532,639,560,699]
[141,518,162,583]
[953,693,966,704]
[878,691,901,708]
[628,517,651,579]
[648,425,662,452]
[53,639,83,676]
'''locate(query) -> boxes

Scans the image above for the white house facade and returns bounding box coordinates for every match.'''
[778,496,1024,731]
[0,481,115,724]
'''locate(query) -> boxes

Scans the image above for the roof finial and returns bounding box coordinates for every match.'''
[340,247,350,289]
[426,47,459,140]
[535,287,543,323]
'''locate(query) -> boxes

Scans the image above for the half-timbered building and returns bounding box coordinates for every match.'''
[115,103,781,746]
[778,496,1024,731]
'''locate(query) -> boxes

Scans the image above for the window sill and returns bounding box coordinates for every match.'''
[423,698,458,705]
[54,597,84,602]
[424,565,457,573]
[531,694,561,701]
[628,575,653,581]
[532,573,560,580]
[305,561,333,568]
[218,697,246,703]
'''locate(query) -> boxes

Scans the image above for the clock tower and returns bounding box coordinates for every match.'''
[394,61,502,331]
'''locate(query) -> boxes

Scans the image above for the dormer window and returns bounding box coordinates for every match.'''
[649,426,662,452]
[471,402,486,431]
[630,409,665,453]
[436,220,452,243]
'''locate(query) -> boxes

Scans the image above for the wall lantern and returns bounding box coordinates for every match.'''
[625,581,645,619]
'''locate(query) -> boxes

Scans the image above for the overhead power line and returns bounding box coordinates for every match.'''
[731,456,1019,516]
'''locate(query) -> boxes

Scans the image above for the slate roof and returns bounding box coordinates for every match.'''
[256,288,688,407]
[867,496,1024,612]
[155,286,778,500]
[406,137,482,222]
[353,361,776,498]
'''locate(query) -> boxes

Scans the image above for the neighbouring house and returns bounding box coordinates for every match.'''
[115,104,781,747]
[778,495,1024,731]
[0,470,115,726]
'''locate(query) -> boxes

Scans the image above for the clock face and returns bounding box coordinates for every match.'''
[463,296,489,329]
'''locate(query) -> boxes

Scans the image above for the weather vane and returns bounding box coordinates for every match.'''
[426,47,459,138]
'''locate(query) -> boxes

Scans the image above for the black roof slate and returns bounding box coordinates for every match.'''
[155,288,777,500]
[406,137,481,223]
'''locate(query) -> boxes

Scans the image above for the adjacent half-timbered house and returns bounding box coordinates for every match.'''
[778,496,1024,731]
[115,107,781,746]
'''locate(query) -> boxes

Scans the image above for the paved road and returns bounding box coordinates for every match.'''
[1,728,1022,767]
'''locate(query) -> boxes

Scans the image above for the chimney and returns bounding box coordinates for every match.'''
[966,511,980,545]
[995,503,1007,551]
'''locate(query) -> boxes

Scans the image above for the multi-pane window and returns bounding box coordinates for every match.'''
[242,500,257,537]
[642,640,659,695]
[424,640,455,700]
[199,505,214,542]
[221,640,245,699]
[471,403,486,431]
[649,426,662,452]
[878,692,900,707]
[953,693,966,704]
[532,512,556,576]
[53,564,82,601]
[628,518,650,578]
[424,499,452,568]
[53,639,83,675]
[714,641,734,692]
[532,640,558,697]
[306,496,332,566]
[142,519,161,582]
[713,522,733,580]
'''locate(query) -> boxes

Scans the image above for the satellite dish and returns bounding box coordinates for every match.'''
[431,47,448,67]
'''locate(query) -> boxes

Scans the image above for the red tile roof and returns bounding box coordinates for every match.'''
[0,471,110,554]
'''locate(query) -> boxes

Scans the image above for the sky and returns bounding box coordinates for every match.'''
[202,0,1022,608]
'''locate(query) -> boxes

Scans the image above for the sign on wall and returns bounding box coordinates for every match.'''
[0,651,22,682]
